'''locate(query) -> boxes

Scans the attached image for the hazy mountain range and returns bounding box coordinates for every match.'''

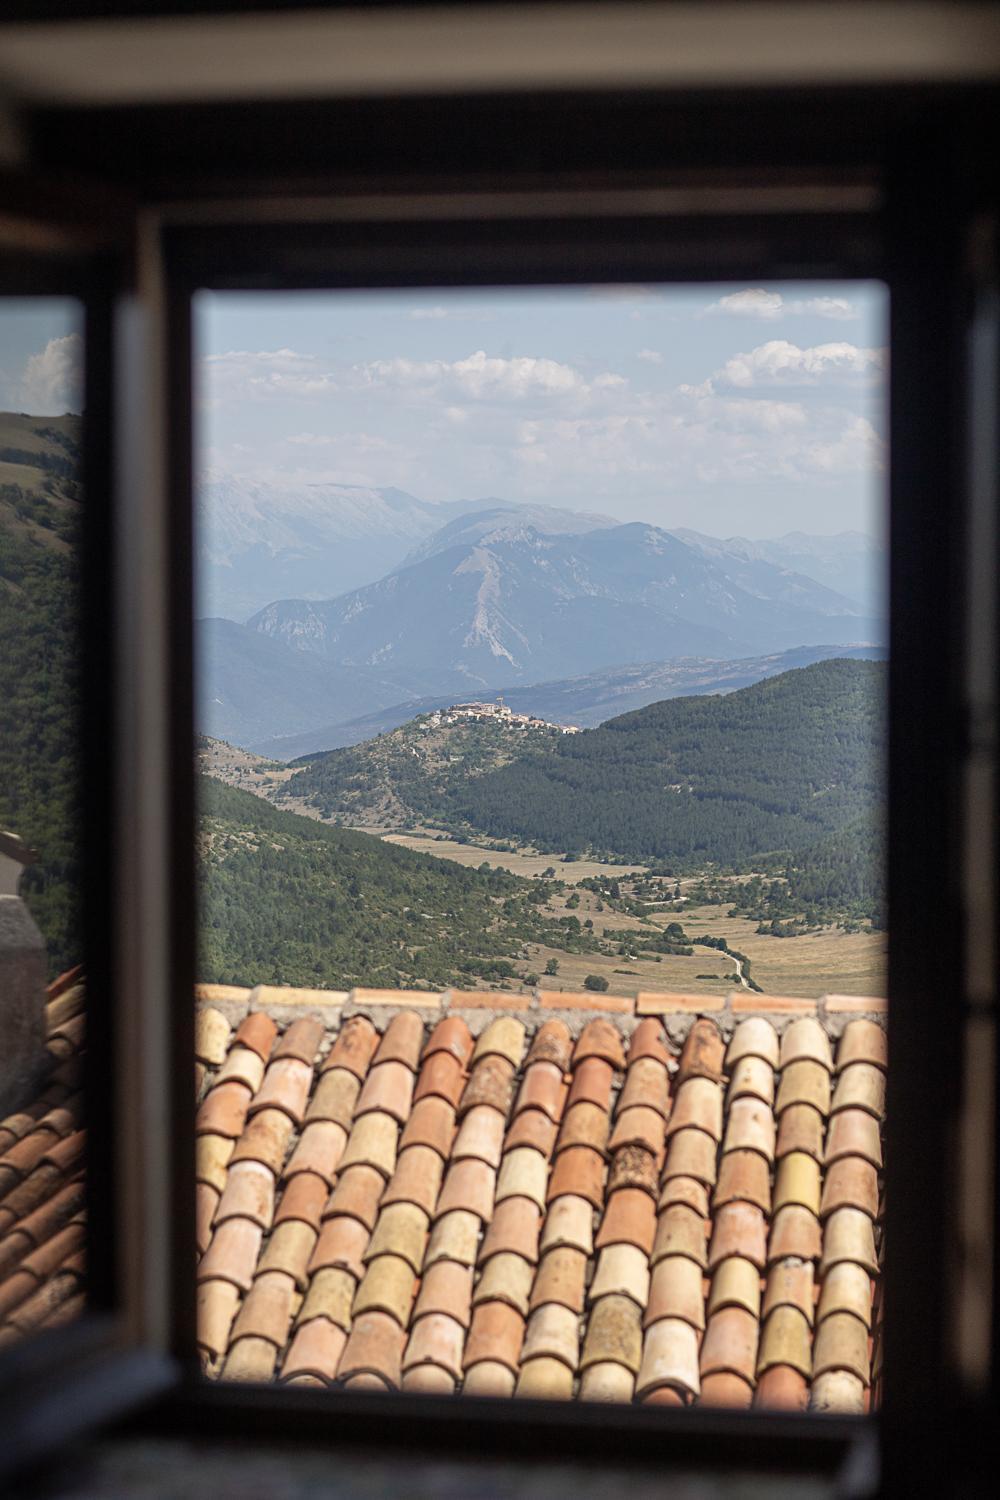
[197,476,611,620]
[197,478,886,753]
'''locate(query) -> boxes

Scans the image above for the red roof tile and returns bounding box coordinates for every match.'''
[187,990,885,1412]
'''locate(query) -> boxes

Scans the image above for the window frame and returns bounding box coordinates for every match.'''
[0,221,179,1473]
[2,82,997,1497]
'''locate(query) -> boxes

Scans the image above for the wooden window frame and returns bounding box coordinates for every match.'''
[2,82,997,1498]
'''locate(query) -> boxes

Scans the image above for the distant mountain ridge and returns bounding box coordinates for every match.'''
[197,475,612,620]
[673,528,885,615]
[249,518,884,690]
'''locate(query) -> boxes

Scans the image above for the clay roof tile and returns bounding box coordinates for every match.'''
[402,1311,465,1381]
[473,1251,534,1316]
[677,1019,725,1084]
[479,1196,542,1264]
[779,1018,833,1071]
[547,1145,606,1209]
[756,1305,811,1379]
[463,1300,525,1375]
[567,1056,613,1111]
[285,1120,347,1185]
[666,1078,724,1142]
[645,1254,705,1330]
[372,1012,425,1071]
[458,1056,515,1117]
[700,1306,759,1384]
[572,1019,625,1071]
[413,1259,474,1327]
[249,1058,314,1127]
[504,1108,558,1158]
[581,1293,643,1374]
[531,1245,589,1313]
[414,1052,466,1111]
[380,1144,445,1216]
[325,1164,385,1231]
[555,1100,610,1156]
[713,1150,772,1214]
[272,1017,325,1066]
[435,1157,496,1221]
[514,1061,569,1123]
[355,1060,415,1124]
[471,1017,527,1070]
[618,1057,670,1118]
[835,1020,888,1073]
[627,1018,672,1068]
[194,1009,232,1068]
[338,1309,406,1388]
[595,1187,657,1256]
[525,1020,573,1072]
[422,1017,474,1068]
[321,1015,378,1078]
[281,1317,347,1384]
[398,1096,456,1160]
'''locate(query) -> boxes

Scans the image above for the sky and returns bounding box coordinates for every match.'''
[0,300,83,416]
[1,283,887,540]
[195,281,888,540]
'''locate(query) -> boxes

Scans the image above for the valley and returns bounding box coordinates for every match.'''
[197,656,887,999]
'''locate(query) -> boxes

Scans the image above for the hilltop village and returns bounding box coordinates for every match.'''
[428,698,581,733]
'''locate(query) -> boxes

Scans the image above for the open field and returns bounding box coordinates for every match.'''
[676,902,887,999]
[373,829,648,884]
[512,886,886,1002]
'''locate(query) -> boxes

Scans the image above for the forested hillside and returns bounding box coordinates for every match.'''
[0,413,83,974]
[453,660,884,860]
[199,776,575,990]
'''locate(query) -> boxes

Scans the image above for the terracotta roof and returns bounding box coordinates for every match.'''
[0,965,86,1347]
[195,984,886,1411]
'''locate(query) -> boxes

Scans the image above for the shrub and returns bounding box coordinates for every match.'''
[583,974,609,992]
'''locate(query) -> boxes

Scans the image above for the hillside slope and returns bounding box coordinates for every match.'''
[199,776,570,990]
[0,412,83,974]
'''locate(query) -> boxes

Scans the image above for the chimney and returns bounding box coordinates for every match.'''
[0,831,47,1119]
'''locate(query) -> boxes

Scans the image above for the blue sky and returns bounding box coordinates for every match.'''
[195,281,887,540]
[0,299,83,416]
[2,284,887,540]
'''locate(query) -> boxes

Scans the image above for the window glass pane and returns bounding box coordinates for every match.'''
[194,283,887,1410]
[1,299,86,1345]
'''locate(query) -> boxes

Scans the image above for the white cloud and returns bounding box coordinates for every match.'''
[19,333,84,414]
[708,289,785,319]
[360,349,598,403]
[706,289,859,321]
[198,334,884,512]
[803,414,885,475]
[201,347,338,402]
[201,346,625,410]
[688,339,886,394]
[636,349,663,364]
[408,307,449,320]
[800,296,857,321]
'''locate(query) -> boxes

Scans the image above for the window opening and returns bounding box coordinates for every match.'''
[0,297,87,1349]
[191,282,888,1410]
